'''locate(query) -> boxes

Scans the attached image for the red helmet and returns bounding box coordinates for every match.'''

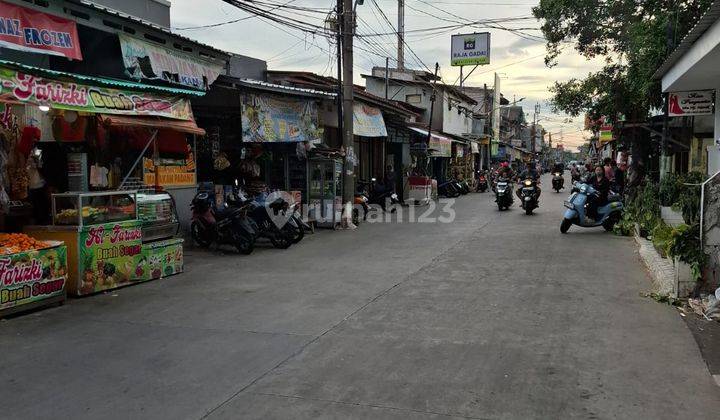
[500,162,509,168]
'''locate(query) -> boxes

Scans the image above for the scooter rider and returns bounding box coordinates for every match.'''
[586,165,611,221]
[516,161,541,200]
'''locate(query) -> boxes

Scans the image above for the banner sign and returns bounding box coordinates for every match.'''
[142,155,196,187]
[119,34,222,90]
[0,66,194,120]
[0,243,66,311]
[76,221,182,295]
[451,32,490,66]
[471,142,480,153]
[353,103,387,137]
[241,94,321,142]
[0,1,82,60]
[430,136,452,157]
[669,90,714,117]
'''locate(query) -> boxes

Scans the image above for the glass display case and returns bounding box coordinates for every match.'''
[52,191,137,226]
[136,192,179,242]
[308,158,343,227]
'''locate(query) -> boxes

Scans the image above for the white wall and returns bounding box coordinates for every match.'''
[442,92,473,136]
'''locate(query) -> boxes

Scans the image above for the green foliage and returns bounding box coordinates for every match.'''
[651,221,674,257]
[659,173,682,207]
[668,224,707,279]
[533,0,713,120]
[676,171,704,225]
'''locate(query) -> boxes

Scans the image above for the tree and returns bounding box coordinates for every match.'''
[533,0,713,124]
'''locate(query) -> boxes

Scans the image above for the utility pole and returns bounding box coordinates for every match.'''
[336,1,343,158]
[426,63,440,146]
[492,73,500,163]
[397,0,404,69]
[341,0,355,223]
[385,57,389,99]
[531,103,539,156]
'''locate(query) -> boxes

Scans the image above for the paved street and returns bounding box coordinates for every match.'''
[3,175,720,419]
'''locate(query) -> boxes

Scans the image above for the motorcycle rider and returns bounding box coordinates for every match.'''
[586,165,611,221]
[516,161,541,200]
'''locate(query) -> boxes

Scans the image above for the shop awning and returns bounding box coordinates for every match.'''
[99,115,206,136]
[409,127,452,157]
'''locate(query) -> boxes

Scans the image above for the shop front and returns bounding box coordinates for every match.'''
[0,61,203,298]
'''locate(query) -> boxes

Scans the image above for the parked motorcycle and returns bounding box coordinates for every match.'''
[358,178,400,211]
[190,191,256,254]
[476,171,489,193]
[457,179,470,195]
[560,181,624,233]
[495,178,514,210]
[243,193,296,249]
[438,180,461,198]
[552,172,565,192]
[519,178,539,215]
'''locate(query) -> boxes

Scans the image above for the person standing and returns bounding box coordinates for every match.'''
[603,157,615,182]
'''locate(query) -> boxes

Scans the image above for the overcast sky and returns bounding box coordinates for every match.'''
[170,0,604,150]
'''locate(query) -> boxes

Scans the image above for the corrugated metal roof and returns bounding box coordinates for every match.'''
[653,1,720,79]
[0,59,206,96]
[75,0,231,58]
[236,78,336,97]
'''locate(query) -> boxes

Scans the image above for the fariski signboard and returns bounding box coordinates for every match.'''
[669,90,715,117]
[451,33,490,66]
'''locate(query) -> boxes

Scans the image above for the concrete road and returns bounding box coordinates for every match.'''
[3,175,720,419]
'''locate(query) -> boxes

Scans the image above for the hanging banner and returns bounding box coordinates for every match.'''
[119,34,222,91]
[451,32,490,66]
[0,1,82,60]
[0,66,194,120]
[353,103,387,137]
[430,136,451,157]
[471,141,480,153]
[669,90,715,117]
[142,154,196,187]
[241,94,321,142]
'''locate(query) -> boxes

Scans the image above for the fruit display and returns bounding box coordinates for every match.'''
[0,233,51,255]
[55,206,109,224]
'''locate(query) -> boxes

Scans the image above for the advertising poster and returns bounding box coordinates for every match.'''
[241,94,321,142]
[0,66,194,120]
[451,32,490,66]
[77,220,143,295]
[668,90,714,117]
[0,243,67,312]
[137,238,183,281]
[353,104,387,137]
[119,34,222,90]
[0,1,82,60]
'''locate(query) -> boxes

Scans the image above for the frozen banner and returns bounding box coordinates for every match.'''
[0,1,82,60]
[0,66,194,120]
[353,103,387,137]
[119,34,222,90]
[241,94,321,142]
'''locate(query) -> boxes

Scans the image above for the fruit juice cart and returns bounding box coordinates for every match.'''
[25,190,183,296]
[0,238,68,317]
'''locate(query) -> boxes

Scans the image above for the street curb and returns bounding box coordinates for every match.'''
[635,234,676,296]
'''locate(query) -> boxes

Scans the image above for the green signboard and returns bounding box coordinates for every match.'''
[0,243,67,312]
[77,220,143,295]
[76,221,183,295]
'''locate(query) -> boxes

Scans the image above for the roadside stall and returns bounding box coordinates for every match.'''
[0,61,203,296]
[0,235,67,317]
